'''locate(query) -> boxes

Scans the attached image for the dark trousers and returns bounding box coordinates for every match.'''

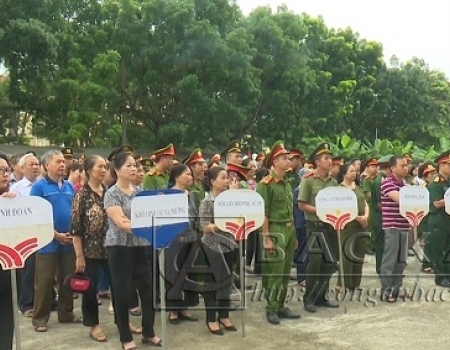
[32,251,76,327]
[83,259,112,327]
[97,263,110,292]
[304,222,338,305]
[245,230,262,274]
[294,226,308,283]
[0,268,14,350]
[130,290,139,309]
[107,246,156,343]
[20,252,36,313]
[203,249,236,323]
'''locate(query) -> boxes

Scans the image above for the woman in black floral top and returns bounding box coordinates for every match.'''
[71,155,110,342]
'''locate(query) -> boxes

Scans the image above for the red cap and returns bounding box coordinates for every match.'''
[226,162,252,180]
[152,144,175,161]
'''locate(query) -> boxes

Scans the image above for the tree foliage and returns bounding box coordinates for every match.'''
[0,0,449,153]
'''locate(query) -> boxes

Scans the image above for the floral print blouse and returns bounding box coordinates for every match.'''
[71,183,108,259]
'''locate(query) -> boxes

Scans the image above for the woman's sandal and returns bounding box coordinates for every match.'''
[122,341,139,350]
[34,326,48,332]
[142,337,163,347]
[90,330,107,342]
[129,323,142,334]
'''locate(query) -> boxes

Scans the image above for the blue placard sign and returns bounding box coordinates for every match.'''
[131,190,189,249]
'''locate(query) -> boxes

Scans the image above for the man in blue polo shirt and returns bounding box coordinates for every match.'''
[31,150,81,332]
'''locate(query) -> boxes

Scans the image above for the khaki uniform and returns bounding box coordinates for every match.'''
[298,172,338,304]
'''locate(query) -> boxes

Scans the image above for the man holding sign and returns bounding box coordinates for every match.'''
[256,141,300,325]
[298,143,339,313]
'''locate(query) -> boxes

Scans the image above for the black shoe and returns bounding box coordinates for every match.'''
[218,317,237,331]
[168,315,181,325]
[266,311,280,325]
[206,321,224,335]
[178,313,199,322]
[436,279,450,288]
[304,303,317,313]
[277,308,301,319]
[315,300,339,308]
[234,280,252,290]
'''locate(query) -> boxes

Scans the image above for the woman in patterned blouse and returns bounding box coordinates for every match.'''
[71,155,109,342]
[104,152,161,349]
[199,167,238,335]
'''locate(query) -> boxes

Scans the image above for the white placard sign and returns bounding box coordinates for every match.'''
[131,192,189,227]
[214,190,265,241]
[316,187,358,230]
[0,197,54,270]
[399,186,429,226]
[444,188,450,215]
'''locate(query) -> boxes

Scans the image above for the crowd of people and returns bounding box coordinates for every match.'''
[0,140,449,350]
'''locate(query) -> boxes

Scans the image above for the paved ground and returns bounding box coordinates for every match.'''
[15,253,450,350]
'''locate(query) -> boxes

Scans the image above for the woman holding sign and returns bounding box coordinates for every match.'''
[199,167,238,335]
[0,153,15,350]
[165,164,200,324]
[104,152,162,349]
[336,163,370,292]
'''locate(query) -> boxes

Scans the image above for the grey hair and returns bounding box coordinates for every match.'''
[19,153,38,168]
[41,150,63,169]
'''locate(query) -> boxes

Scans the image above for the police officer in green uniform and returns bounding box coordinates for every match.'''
[62,147,74,179]
[256,141,300,324]
[143,143,175,190]
[287,149,303,191]
[298,143,339,312]
[140,158,153,173]
[370,154,392,275]
[361,157,378,254]
[427,151,450,287]
[182,148,207,209]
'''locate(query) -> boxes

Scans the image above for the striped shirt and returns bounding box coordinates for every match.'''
[380,174,410,230]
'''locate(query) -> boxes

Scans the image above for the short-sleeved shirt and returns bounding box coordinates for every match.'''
[256,171,293,224]
[71,184,108,259]
[428,174,450,218]
[361,176,376,202]
[297,173,338,222]
[380,175,410,230]
[30,176,75,254]
[104,185,149,247]
[199,191,238,253]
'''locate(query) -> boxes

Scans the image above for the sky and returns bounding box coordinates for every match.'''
[237,0,450,77]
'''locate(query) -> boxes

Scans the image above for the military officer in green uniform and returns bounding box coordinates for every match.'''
[256,140,300,324]
[143,143,175,190]
[427,151,450,287]
[330,155,344,180]
[298,142,339,312]
[62,147,74,179]
[141,158,153,173]
[182,148,207,209]
[370,154,393,275]
[207,154,221,169]
[287,149,303,191]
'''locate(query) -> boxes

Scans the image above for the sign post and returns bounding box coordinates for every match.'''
[0,197,54,350]
[316,187,358,295]
[399,186,430,289]
[131,190,189,350]
[214,190,264,338]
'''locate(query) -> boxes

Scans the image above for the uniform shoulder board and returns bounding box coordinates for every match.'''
[303,172,314,179]
[434,175,440,183]
[147,168,156,176]
[262,175,273,185]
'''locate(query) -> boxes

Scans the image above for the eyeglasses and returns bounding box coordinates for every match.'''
[0,168,12,176]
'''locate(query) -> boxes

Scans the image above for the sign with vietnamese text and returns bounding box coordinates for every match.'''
[0,197,54,270]
[316,187,358,230]
[399,186,429,226]
[131,190,189,249]
[214,190,265,241]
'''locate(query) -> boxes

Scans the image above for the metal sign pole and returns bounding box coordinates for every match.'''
[239,240,246,338]
[159,249,167,350]
[11,270,22,350]
[337,230,345,295]
[413,226,420,289]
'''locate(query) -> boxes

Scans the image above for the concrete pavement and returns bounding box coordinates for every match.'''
[15,254,450,350]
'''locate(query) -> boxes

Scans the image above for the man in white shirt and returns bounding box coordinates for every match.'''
[10,153,56,316]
